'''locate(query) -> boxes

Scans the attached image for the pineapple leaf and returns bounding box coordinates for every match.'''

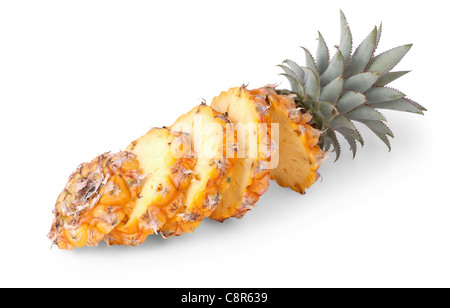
[359,119,393,150]
[339,127,364,147]
[369,98,424,115]
[343,71,380,93]
[303,67,320,101]
[375,23,382,52]
[279,73,305,100]
[407,98,427,111]
[320,48,344,86]
[282,59,305,82]
[277,64,298,78]
[300,47,319,77]
[367,44,412,76]
[329,114,357,131]
[324,129,341,161]
[316,32,330,75]
[336,91,366,114]
[375,71,411,86]
[320,77,343,104]
[278,11,425,161]
[323,138,331,152]
[347,104,387,122]
[345,27,377,77]
[311,101,337,123]
[336,127,358,158]
[365,86,406,104]
[339,10,353,67]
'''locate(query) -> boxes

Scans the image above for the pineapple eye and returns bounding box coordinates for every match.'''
[83,184,98,200]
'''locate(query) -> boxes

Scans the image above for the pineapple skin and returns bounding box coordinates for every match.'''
[48,152,145,250]
[105,128,196,246]
[209,86,272,222]
[263,86,325,194]
[159,105,236,238]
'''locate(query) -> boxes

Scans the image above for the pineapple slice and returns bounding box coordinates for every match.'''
[105,127,195,246]
[159,104,235,238]
[209,86,272,221]
[264,86,325,194]
[48,152,145,250]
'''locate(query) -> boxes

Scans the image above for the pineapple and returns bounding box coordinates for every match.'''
[105,127,195,246]
[209,87,272,221]
[258,86,325,194]
[48,11,425,249]
[48,152,145,250]
[159,104,235,238]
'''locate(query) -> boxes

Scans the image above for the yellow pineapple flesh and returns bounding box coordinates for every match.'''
[264,86,325,193]
[209,86,272,221]
[105,127,195,246]
[160,104,235,238]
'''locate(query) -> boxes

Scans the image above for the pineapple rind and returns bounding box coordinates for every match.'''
[264,86,325,193]
[209,86,272,221]
[48,152,145,250]
[160,105,235,238]
[107,128,196,246]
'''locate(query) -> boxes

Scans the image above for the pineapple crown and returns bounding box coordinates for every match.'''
[278,11,426,160]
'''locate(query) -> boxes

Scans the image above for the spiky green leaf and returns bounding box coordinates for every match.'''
[282,59,305,82]
[375,71,410,86]
[375,23,382,52]
[359,119,393,150]
[320,77,343,104]
[323,138,331,152]
[303,67,320,102]
[345,27,377,77]
[367,44,412,76]
[329,114,356,131]
[369,98,424,114]
[339,10,352,67]
[336,91,366,114]
[347,105,387,122]
[324,129,341,161]
[343,72,380,93]
[365,87,406,104]
[320,48,344,86]
[277,12,425,161]
[311,101,337,123]
[301,47,319,77]
[316,32,330,75]
[336,128,358,157]
[339,126,364,146]
[279,73,305,100]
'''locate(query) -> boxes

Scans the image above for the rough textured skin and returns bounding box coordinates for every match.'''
[209,86,272,221]
[48,152,145,250]
[263,86,325,194]
[48,88,323,249]
[105,128,195,246]
[160,104,235,238]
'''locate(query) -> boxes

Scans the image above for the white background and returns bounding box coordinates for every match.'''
[0,0,449,288]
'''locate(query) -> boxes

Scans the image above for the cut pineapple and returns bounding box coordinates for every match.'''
[48,152,144,250]
[209,86,272,221]
[263,86,325,193]
[105,127,195,246]
[160,104,235,238]
[49,11,425,250]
